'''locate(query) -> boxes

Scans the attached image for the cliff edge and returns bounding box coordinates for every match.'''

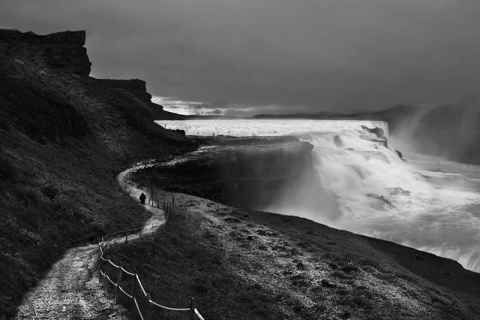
[0,29,195,318]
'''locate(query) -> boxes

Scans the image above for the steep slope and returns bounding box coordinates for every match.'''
[107,188,480,319]
[0,29,196,318]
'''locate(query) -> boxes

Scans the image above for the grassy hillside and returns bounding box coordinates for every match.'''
[108,189,480,319]
[0,29,196,318]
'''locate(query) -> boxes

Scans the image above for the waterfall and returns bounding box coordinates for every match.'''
[156,119,480,272]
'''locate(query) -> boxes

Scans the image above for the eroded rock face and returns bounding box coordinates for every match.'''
[155,137,316,208]
[96,79,152,102]
[0,29,91,77]
[173,139,313,181]
[361,125,385,138]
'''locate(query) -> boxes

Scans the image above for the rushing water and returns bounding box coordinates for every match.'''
[156,119,480,272]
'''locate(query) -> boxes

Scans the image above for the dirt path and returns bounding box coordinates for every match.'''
[14,164,166,320]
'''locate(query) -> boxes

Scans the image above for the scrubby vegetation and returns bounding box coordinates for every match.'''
[0,29,195,318]
[0,124,152,316]
[108,189,480,319]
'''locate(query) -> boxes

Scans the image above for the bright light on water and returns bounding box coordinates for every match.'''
[157,119,480,272]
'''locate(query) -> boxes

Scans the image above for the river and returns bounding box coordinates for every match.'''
[156,119,480,272]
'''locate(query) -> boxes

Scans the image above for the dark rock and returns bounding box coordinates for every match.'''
[96,79,152,101]
[395,149,403,159]
[0,29,92,77]
[333,135,343,148]
[361,125,385,138]
[368,138,388,148]
[172,129,186,136]
[163,138,316,209]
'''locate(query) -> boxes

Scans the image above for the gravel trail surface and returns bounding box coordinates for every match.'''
[14,164,165,320]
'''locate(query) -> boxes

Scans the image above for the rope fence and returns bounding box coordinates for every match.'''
[98,192,205,320]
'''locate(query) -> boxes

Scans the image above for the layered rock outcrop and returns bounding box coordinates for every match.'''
[146,137,317,209]
[0,29,91,77]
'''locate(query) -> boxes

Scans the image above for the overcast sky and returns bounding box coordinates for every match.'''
[2,0,480,115]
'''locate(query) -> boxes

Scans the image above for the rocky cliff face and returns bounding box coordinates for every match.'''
[142,137,317,209]
[0,29,91,77]
[0,29,189,152]
[97,79,152,102]
[94,78,185,120]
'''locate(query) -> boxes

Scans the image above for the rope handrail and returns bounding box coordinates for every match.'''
[118,285,133,299]
[149,300,190,312]
[106,274,116,286]
[121,266,135,276]
[109,259,120,269]
[136,275,147,297]
[195,308,205,320]
[97,195,206,320]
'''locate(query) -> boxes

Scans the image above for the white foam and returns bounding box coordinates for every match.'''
[156,119,480,272]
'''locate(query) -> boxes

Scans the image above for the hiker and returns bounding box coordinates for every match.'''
[139,193,146,205]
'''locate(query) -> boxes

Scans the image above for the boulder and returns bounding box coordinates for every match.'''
[361,125,385,138]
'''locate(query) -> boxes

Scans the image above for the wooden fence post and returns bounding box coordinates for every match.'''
[130,274,137,320]
[115,268,123,304]
[190,297,195,320]
[103,263,109,294]
[98,254,102,284]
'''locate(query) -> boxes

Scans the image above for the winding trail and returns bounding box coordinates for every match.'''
[14,164,165,320]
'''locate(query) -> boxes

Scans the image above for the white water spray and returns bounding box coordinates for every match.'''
[157,119,480,272]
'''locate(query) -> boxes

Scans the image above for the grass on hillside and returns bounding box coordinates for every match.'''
[0,126,150,317]
[107,189,470,320]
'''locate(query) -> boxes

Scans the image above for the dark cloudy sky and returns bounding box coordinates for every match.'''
[2,0,480,115]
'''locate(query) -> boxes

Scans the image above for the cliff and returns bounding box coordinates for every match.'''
[148,137,317,209]
[94,78,187,120]
[0,29,91,77]
[4,27,480,320]
[0,29,196,318]
[255,96,480,164]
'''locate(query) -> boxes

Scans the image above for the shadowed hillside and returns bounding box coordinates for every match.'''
[0,29,196,318]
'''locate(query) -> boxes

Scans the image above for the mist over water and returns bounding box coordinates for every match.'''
[157,119,480,272]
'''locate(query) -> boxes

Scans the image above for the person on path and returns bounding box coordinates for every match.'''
[139,193,146,205]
